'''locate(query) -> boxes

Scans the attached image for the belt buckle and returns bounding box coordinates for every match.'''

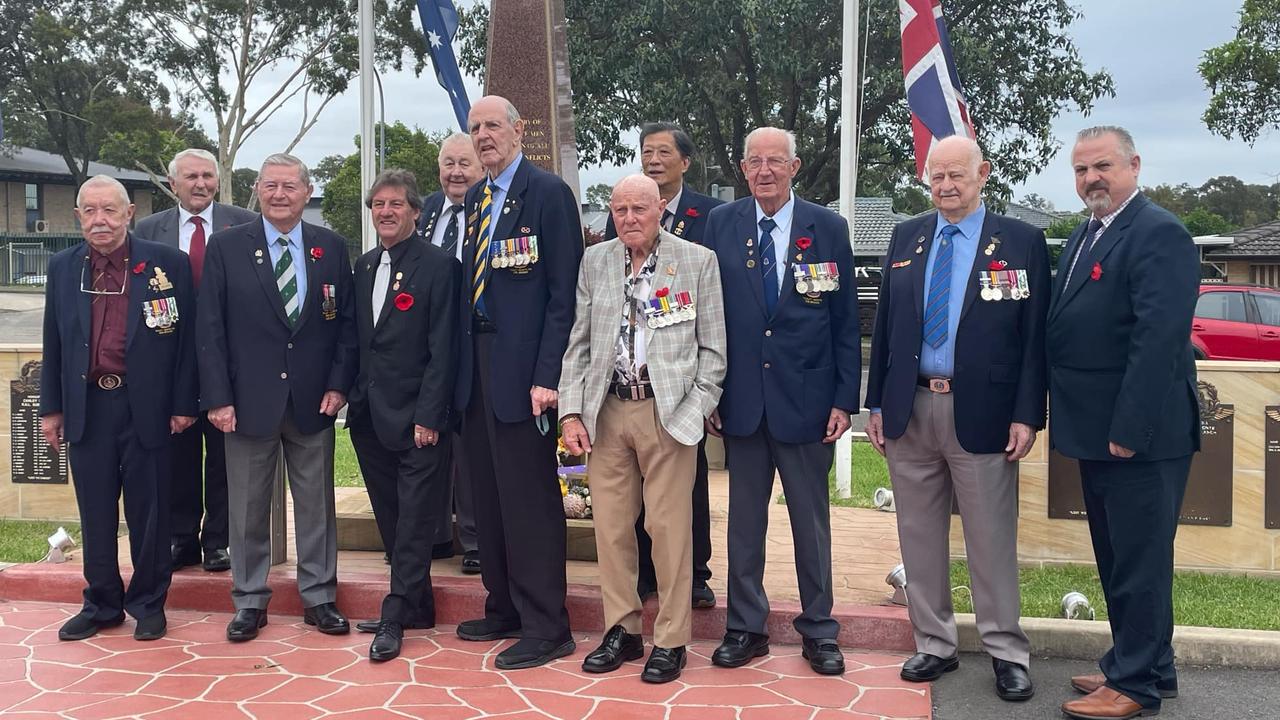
[928,378,951,393]
[630,384,640,401]
[97,373,122,390]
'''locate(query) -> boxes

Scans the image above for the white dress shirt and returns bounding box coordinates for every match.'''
[178,204,215,255]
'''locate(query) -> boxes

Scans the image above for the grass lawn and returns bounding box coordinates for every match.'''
[0,519,84,564]
[333,427,365,488]
[829,441,888,509]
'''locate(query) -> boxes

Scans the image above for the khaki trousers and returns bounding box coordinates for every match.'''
[589,395,696,648]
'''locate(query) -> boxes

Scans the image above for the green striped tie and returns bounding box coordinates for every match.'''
[275,237,300,325]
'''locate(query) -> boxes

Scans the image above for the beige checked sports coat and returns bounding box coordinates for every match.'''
[558,231,727,446]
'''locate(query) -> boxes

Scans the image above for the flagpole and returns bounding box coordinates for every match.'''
[359,0,377,252]
[835,0,860,500]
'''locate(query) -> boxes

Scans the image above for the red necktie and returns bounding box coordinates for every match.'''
[189,216,206,287]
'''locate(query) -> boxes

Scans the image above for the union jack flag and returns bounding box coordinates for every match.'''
[900,0,976,179]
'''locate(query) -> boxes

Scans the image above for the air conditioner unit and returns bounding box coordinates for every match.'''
[33,219,50,233]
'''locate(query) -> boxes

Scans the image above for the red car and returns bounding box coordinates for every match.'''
[1191,284,1280,360]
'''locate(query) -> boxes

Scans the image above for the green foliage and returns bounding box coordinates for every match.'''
[1200,0,1280,144]
[1180,207,1237,237]
[584,182,613,208]
[457,0,1112,205]
[0,519,84,564]
[1046,216,1082,239]
[1144,176,1279,229]
[892,186,931,216]
[231,169,258,209]
[321,122,443,245]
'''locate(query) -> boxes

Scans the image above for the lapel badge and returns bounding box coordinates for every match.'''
[984,236,1001,256]
[395,271,403,280]
[520,226,531,234]
[666,264,676,276]
[746,238,754,247]
[502,207,510,215]
[795,253,803,262]
[917,235,926,244]
[747,259,756,268]
[393,281,400,291]
[152,266,173,291]
[255,249,263,257]
[915,246,924,254]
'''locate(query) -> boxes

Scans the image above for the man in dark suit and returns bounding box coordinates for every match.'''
[604,122,724,608]
[416,132,484,573]
[704,127,860,676]
[133,148,256,574]
[1052,127,1200,720]
[865,135,1047,701]
[453,95,582,669]
[346,169,459,661]
[40,175,198,642]
[197,153,358,642]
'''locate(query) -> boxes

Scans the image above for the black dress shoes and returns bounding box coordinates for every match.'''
[495,637,576,669]
[582,625,644,673]
[58,612,124,641]
[711,630,770,668]
[357,615,435,633]
[900,652,960,682]
[993,658,1034,701]
[691,583,716,609]
[456,618,522,641]
[202,548,231,572]
[369,620,404,662]
[304,602,350,635]
[802,638,846,675]
[171,542,201,571]
[641,646,687,683]
[226,608,267,642]
[134,612,167,641]
[461,550,481,574]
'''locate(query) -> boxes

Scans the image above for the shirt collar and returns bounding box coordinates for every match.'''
[179,203,214,228]
[754,193,796,231]
[263,217,303,248]
[1095,189,1140,228]
[487,152,523,193]
[665,188,684,217]
[91,237,131,270]
[935,203,986,242]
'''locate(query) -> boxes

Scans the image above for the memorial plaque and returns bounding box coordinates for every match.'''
[10,360,69,484]
[1047,380,1233,525]
[1265,406,1280,529]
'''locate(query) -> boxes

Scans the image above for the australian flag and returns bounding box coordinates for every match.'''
[900,0,976,180]
[417,0,471,131]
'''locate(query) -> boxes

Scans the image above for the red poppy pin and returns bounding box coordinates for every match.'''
[655,286,670,298]
[796,236,812,250]
[1090,262,1103,281]
[310,247,324,261]
[685,207,700,218]
[394,292,414,311]
[988,259,1006,270]
[131,261,146,275]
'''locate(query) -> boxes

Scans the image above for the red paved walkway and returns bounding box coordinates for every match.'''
[0,600,931,720]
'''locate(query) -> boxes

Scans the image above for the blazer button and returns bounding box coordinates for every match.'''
[764,329,772,337]
[764,362,772,369]
[280,372,288,379]
[287,342,293,349]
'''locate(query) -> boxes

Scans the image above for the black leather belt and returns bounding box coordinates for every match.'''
[609,382,653,401]
[472,317,497,334]
[918,376,951,393]
[93,373,125,391]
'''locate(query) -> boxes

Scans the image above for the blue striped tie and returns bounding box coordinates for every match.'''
[923,224,960,349]
[759,217,779,315]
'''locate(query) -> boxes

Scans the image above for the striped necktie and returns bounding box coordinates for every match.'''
[472,182,499,314]
[923,224,960,349]
[758,217,779,315]
[274,236,300,325]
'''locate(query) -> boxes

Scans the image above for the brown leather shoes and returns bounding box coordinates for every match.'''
[1072,673,1178,699]
[1061,686,1157,719]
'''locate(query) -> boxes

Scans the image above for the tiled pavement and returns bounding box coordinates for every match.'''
[0,600,931,720]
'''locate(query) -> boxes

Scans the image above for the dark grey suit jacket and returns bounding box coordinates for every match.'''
[134,202,258,247]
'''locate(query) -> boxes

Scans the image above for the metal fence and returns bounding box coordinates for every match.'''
[0,234,82,286]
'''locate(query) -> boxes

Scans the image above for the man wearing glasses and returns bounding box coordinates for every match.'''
[40,175,199,642]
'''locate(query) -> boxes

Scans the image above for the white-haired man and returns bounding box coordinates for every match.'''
[135,148,256,574]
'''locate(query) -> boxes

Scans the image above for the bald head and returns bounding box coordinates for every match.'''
[468,95,525,175]
[611,174,661,202]
[610,174,667,254]
[925,135,990,223]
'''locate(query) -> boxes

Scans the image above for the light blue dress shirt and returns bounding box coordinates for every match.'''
[483,152,524,253]
[753,193,796,291]
[263,218,308,307]
[919,203,986,378]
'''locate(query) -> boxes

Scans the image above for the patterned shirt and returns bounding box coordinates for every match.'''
[613,243,659,384]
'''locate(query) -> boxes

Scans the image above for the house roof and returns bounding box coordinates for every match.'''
[1205,220,1280,259]
[0,145,156,188]
[1003,201,1064,230]
[824,197,906,257]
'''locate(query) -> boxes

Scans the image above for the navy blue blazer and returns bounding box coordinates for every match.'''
[416,190,448,239]
[40,235,199,450]
[1047,193,1201,461]
[455,159,583,423]
[705,196,861,444]
[196,217,358,437]
[603,184,723,244]
[864,211,1050,454]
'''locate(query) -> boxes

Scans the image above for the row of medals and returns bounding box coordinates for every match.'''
[796,275,839,293]
[645,300,695,328]
[490,242,538,269]
[980,273,1029,301]
[143,299,178,329]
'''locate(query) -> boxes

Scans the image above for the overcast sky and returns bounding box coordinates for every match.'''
[213,0,1277,212]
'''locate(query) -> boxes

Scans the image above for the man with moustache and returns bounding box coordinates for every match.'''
[866,135,1046,701]
[452,95,582,669]
[560,174,726,683]
[347,169,459,661]
[1052,126,1200,720]
[134,148,255,574]
[605,122,723,608]
[703,127,859,676]
[198,153,358,642]
[415,132,485,572]
[41,175,198,642]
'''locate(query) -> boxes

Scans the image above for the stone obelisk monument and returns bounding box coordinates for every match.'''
[484,0,581,202]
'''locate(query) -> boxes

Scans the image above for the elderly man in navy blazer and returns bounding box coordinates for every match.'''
[41,175,198,642]
[452,95,583,670]
[197,153,358,642]
[865,135,1048,701]
[134,148,255,574]
[605,122,724,609]
[1052,127,1200,720]
[703,127,860,676]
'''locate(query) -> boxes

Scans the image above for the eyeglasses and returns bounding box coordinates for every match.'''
[744,156,793,172]
[80,255,127,296]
